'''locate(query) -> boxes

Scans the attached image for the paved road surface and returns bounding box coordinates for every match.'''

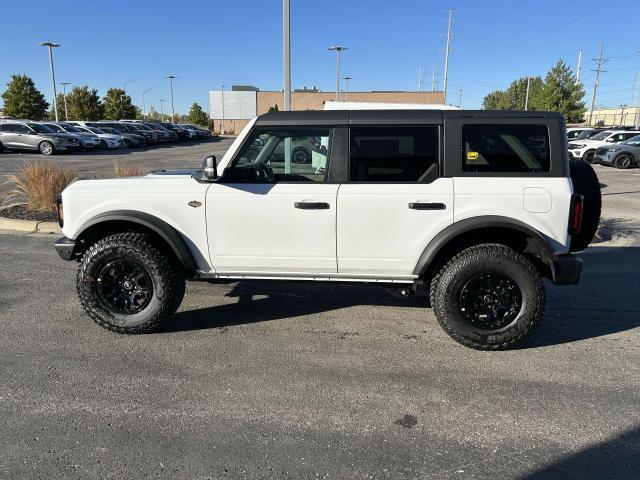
[0,234,638,479]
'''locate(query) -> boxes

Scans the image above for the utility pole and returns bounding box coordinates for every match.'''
[283,0,291,111]
[576,49,583,82]
[221,85,226,133]
[328,46,348,101]
[524,77,531,111]
[587,44,607,126]
[442,10,454,104]
[619,104,627,125]
[60,82,70,121]
[432,66,436,91]
[634,72,640,129]
[40,42,60,121]
[458,88,463,108]
[418,65,424,92]
[341,76,352,100]
[160,99,165,121]
[165,75,176,122]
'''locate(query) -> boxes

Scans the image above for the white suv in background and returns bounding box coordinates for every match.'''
[568,129,640,163]
[54,110,601,351]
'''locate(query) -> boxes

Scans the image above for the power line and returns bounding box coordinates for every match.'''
[442,10,454,104]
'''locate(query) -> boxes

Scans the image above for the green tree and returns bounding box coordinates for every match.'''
[65,85,103,120]
[188,103,209,125]
[1,74,49,120]
[539,59,586,123]
[102,88,138,120]
[482,76,544,111]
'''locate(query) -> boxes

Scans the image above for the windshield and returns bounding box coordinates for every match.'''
[577,130,595,139]
[623,135,640,146]
[61,124,83,133]
[86,127,105,134]
[44,124,64,132]
[27,123,55,133]
[590,131,612,141]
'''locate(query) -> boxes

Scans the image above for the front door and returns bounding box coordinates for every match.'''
[337,125,454,276]
[206,127,338,275]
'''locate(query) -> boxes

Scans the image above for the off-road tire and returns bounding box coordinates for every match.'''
[292,147,310,164]
[39,141,54,155]
[569,159,602,252]
[429,244,545,350]
[76,232,186,334]
[614,153,633,169]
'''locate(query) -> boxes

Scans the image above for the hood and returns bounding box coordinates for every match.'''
[146,169,197,177]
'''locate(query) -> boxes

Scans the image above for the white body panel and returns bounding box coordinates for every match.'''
[61,175,213,271]
[453,177,572,252]
[336,180,454,275]
[206,183,339,274]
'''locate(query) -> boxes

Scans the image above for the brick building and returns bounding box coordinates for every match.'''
[209,86,445,134]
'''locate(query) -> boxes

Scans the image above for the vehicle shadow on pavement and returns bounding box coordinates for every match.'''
[517,424,640,479]
[161,283,427,333]
[522,246,640,348]
[164,246,640,347]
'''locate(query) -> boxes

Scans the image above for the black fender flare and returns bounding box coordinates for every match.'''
[75,210,197,272]
[412,216,555,277]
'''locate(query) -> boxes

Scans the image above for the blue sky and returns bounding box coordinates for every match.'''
[0,0,638,113]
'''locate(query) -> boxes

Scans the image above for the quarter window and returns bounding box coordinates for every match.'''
[462,124,550,173]
[349,126,439,182]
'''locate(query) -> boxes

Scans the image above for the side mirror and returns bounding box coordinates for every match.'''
[201,155,218,181]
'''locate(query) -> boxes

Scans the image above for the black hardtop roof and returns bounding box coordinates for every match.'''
[255,109,564,126]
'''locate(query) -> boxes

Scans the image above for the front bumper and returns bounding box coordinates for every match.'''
[550,254,582,285]
[568,149,585,159]
[54,236,76,261]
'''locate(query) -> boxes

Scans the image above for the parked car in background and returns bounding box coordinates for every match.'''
[568,130,640,163]
[121,121,177,142]
[594,134,640,168]
[96,126,146,147]
[157,122,190,141]
[74,125,126,149]
[42,122,101,150]
[180,124,211,138]
[0,121,80,155]
[567,127,593,140]
[118,122,159,144]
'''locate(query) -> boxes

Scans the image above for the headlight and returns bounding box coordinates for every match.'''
[608,147,620,153]
[570,144,586,149]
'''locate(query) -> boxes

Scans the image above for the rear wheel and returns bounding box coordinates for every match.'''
[614,153,633,169]
[292,147,310,164]
[430,244,544,350]
[77,233,186,334]
[39,141,54,155]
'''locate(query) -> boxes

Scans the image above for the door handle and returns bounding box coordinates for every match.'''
[294,201,330,210]
[408,202,446,210]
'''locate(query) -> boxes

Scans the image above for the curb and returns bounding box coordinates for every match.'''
[0,217,61,235]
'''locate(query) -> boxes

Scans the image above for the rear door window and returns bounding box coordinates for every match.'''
[462,124,550,173]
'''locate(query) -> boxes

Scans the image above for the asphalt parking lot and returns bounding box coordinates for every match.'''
[1,146,639,479]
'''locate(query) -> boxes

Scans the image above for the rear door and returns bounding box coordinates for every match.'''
[337,124,454,277]
[0,124,18,147]
[14,124,36,149]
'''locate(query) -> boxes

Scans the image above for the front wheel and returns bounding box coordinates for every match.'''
[582,149,595,164]
[76,233,186,334]
[430,244,545,350]
[39,141,54,155]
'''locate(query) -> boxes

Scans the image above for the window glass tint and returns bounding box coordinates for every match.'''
[462,124,550,173]
[229,128,331,183]
[16,125,31,134]
[0,124,15,132]
[623,132,639,140]
[349,126,438,182]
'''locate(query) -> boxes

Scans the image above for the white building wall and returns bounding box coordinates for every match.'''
[209,91,257,120]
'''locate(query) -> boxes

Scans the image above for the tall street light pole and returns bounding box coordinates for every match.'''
[165,75,176,122]
[221,85,226,134]
[40,42,60,121]
[328,46,348,101]
[160,99,166,121]
[283,0,291,111]
[60,82,70,121]
[142,87,156,120]
[341,76,352,100]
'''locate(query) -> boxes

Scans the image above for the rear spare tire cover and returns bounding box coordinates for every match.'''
[569,159,602,252]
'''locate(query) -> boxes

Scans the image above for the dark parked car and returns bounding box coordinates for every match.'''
[594,134,640,168]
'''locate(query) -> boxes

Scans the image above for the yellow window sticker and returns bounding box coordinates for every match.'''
[467,151,479,161]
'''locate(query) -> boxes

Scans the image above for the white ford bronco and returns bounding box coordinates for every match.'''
[55,110,601,350]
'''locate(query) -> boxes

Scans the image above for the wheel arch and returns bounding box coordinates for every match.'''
[72,211,197,272]
[414,216,555,281]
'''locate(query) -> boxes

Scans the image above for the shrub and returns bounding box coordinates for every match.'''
[4,162,76,212]
[114,161,145,177]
